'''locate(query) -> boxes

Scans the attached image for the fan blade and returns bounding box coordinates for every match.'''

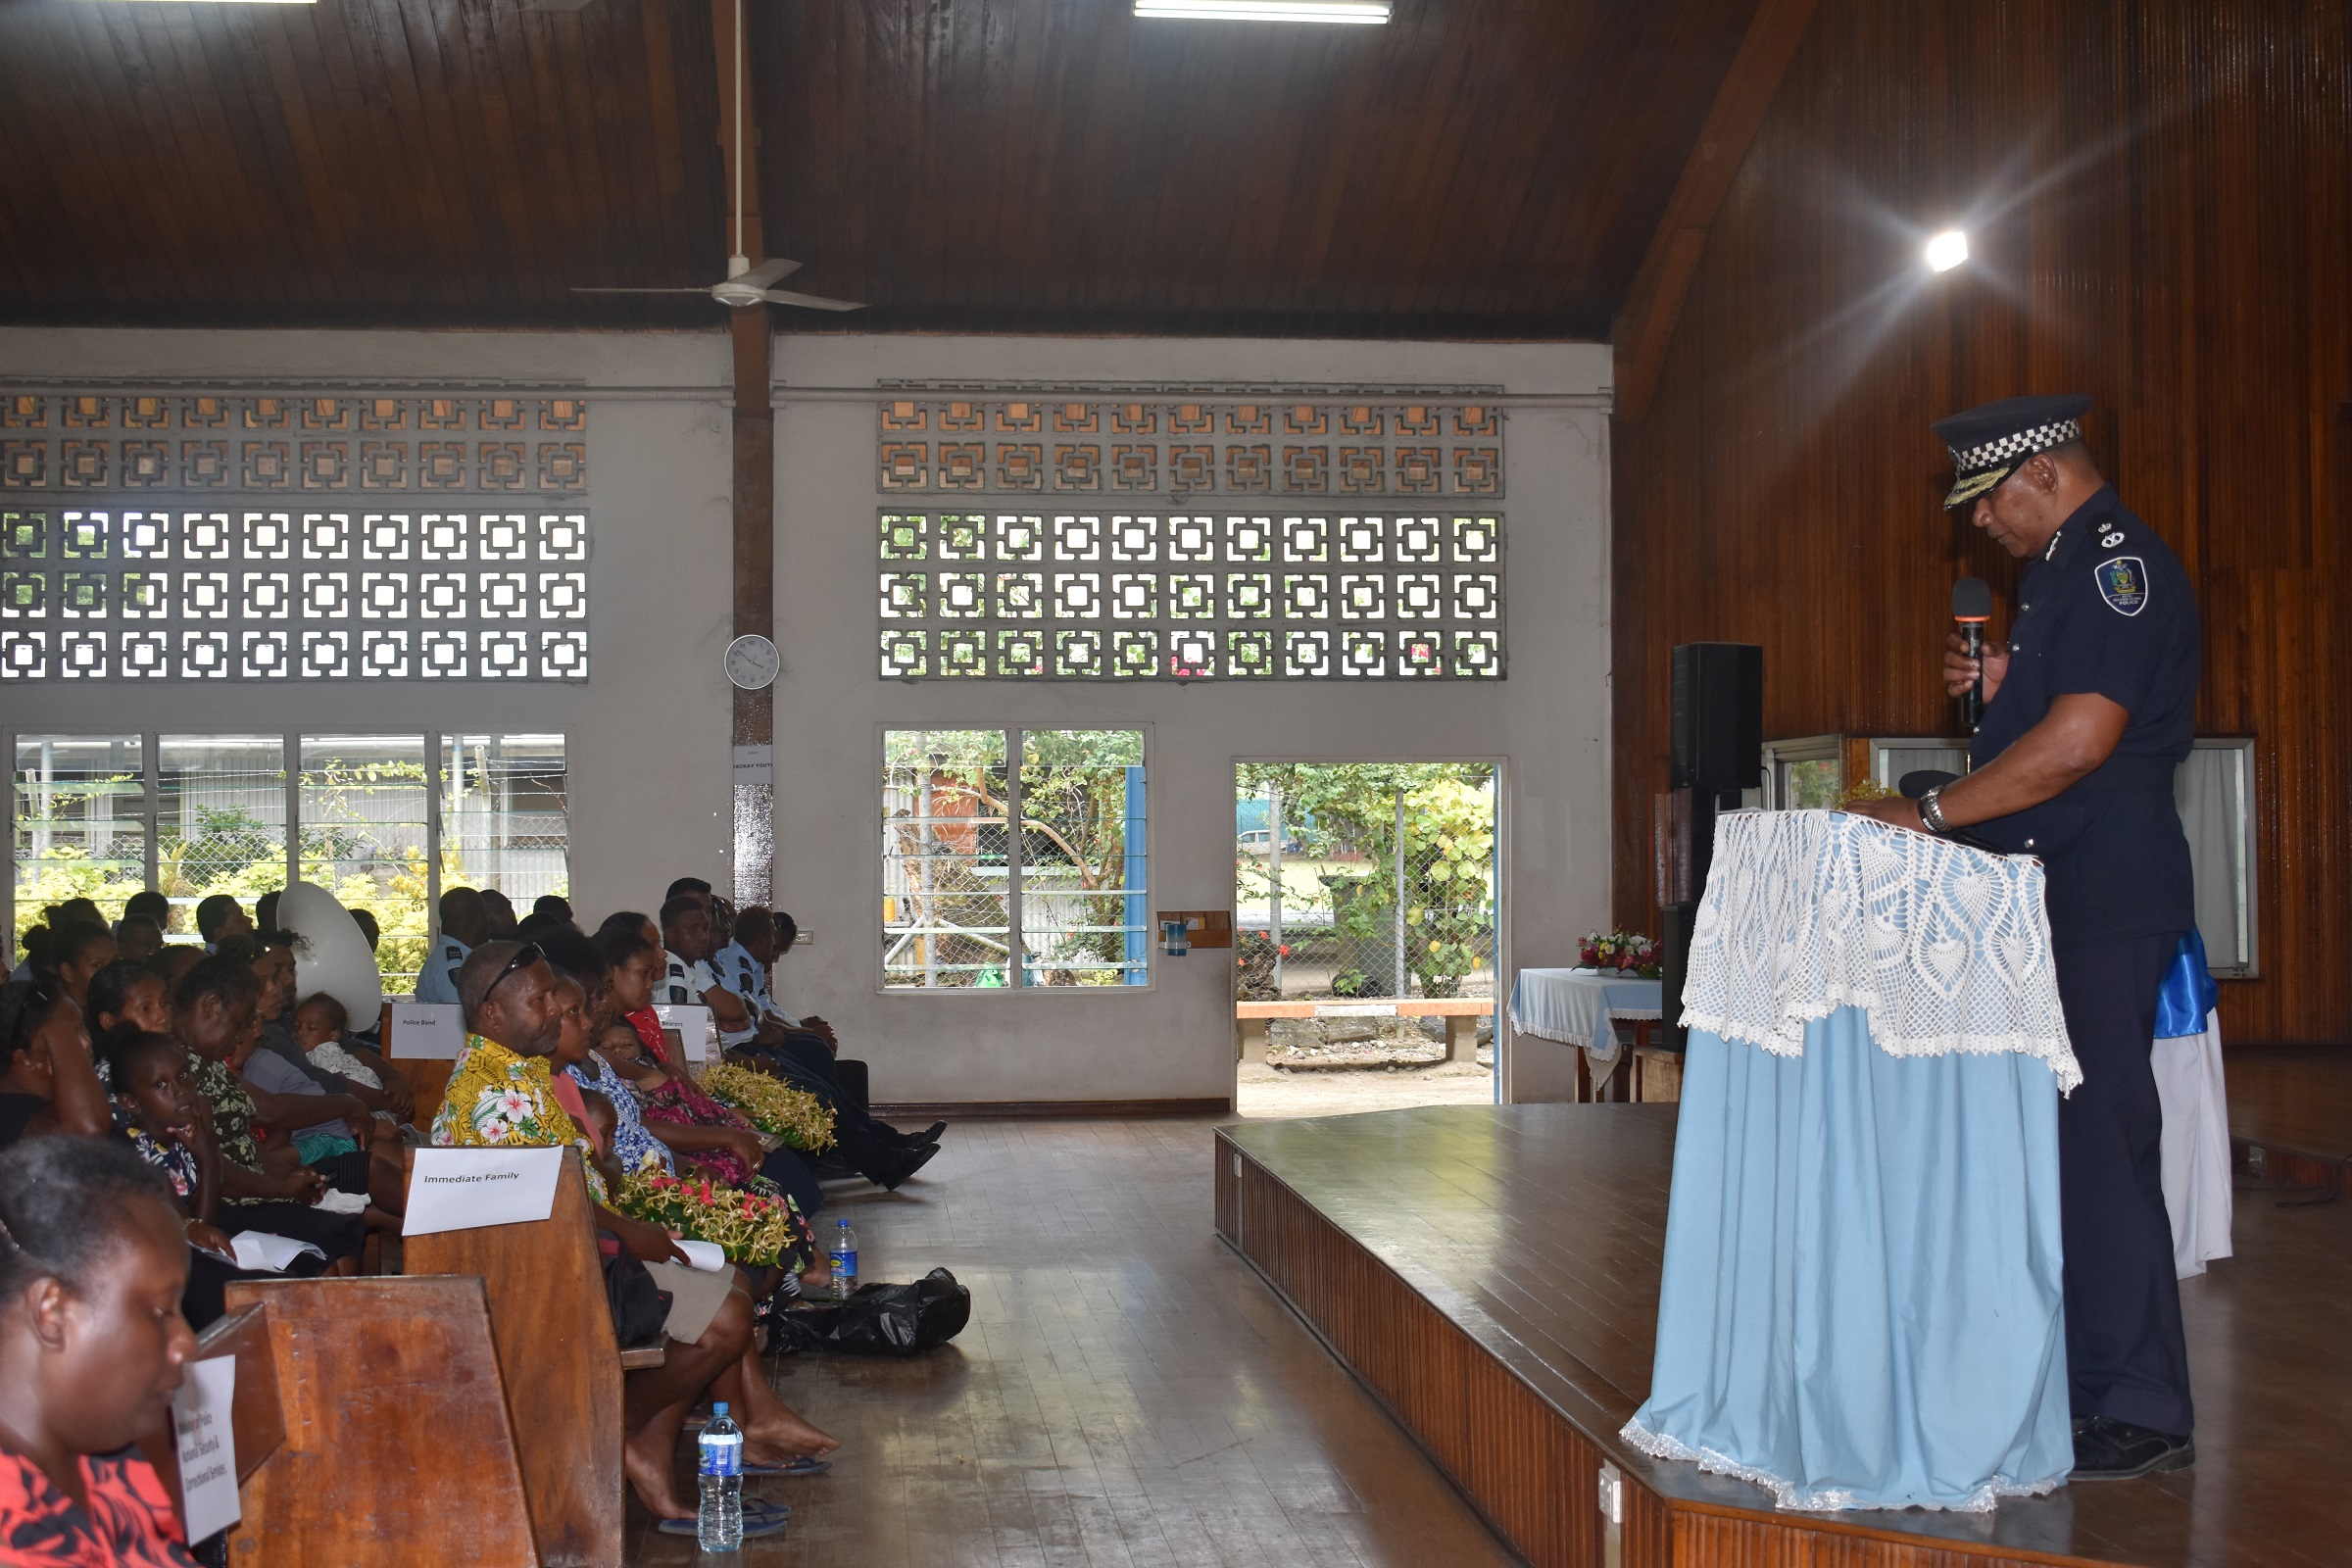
[735,257,801,289]
[569,286,720,295]
[757,288,865,312]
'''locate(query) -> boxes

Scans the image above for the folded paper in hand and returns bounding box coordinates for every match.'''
[315,1188,369,1215]
[228,1232,326,1273]
[675,1238,728,1273]
[403,1147,564,1237]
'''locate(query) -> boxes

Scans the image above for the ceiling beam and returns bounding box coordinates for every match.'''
[716,0,776,906]
[1610,0,1820,424]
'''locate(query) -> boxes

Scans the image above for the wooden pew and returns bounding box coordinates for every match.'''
[403,1150,632,1568]
[141,1279,538,1565]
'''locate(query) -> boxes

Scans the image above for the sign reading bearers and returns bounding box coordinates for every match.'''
[654,1003,715,1063]
[172,1355,241,1544]
[403,1147,564,1237]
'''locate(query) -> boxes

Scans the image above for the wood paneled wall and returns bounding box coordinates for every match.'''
[1612,0,2352,1045]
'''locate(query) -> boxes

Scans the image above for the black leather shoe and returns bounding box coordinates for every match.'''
[2071,1417,2194,1480]
[916,1120,948,1144]
[875,1142,940,1192]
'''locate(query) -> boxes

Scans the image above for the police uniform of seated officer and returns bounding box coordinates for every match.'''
[414,887,493,1006]
[1844,394,2198,1482]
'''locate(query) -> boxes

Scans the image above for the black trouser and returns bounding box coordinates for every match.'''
[2053,931,2194,1436]
[732,1043,915,1178]
[181,1243,331,1330]
[760,1143,824,1219]
[223,1199,368,1264]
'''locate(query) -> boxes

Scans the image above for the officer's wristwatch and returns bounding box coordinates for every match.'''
[1917,785,1952,836]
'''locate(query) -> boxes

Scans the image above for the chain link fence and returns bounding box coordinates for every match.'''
[1234,763,1497,1004]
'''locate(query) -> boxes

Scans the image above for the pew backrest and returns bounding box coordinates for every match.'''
[402,1149,626,1568]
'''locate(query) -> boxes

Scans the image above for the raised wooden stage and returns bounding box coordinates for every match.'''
[1216,1102,2348,1568]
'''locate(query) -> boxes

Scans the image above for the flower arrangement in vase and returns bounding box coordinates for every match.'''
[1579,930,1662,980]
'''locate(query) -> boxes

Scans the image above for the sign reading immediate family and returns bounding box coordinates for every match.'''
[403,1147,564,1236]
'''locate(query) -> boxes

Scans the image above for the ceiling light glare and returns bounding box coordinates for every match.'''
[1925,230,1970,272]
[1135,1,1391,23]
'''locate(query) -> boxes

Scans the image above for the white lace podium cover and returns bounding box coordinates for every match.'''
[1681,810,2081,1094]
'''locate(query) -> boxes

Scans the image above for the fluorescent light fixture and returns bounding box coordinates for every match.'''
[1925,229,1970,272]
[1135,1,1391,23]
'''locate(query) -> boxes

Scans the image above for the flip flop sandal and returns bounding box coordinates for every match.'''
[742,1455,833,1477]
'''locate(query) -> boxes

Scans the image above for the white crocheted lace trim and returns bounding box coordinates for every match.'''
[1617,1417,2063,1515]
[1682,811,2081,1094]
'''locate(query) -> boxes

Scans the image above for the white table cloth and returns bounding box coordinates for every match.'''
[1507,967,1663,1070]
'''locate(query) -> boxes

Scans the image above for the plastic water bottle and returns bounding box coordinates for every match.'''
[828,1217,858,1299]
[697,1401,744,1550]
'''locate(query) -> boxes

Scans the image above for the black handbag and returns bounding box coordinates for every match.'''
[600,1241,672,1348]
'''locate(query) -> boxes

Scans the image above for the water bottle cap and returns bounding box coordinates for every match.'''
[712,1402,728,1415]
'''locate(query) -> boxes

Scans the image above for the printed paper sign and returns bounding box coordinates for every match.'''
[403,1147,564,1237]
[172,1355,240,1544]
[387,1003,466,1060]
[654,1004,715,1063]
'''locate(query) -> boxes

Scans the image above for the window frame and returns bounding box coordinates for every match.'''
[5,727,568,985]
[875,721,1154,996]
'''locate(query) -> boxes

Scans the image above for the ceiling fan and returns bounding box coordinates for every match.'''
[572,255,861,313]
[570,0,860,315]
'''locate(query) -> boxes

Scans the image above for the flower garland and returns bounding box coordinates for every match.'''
[701,1062,837,1153]
[613,1169,807,1264]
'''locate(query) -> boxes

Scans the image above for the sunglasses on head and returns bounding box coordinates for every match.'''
[482,942,545,1006]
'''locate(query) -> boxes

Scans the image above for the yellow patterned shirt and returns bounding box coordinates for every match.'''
[430,1034,606,1202]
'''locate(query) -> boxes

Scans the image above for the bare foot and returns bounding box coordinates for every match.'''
[621,1425,695,1519]
[747,1411,839,1460]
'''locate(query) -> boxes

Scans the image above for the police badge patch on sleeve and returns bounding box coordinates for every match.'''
[2096,556,2148,615]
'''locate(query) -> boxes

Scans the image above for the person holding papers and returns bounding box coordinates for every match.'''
[0,1136,202,1567]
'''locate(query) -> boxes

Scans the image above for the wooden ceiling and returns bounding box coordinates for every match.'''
[0,0,1762,338]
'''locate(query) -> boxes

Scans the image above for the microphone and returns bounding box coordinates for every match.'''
[1952,576,1992,730]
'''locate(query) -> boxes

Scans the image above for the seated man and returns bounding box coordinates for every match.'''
[194,893,251,954]
[433,940,830,1532]
[415,886,492,1006]
[114,912,165,964]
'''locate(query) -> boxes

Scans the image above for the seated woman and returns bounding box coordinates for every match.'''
[41,921,119,1021]
[105,1031,330,1328]
[592,930,825,1219]
[84,963,173,1055]
[169,960,364,1274]
[0,981,112,1148]
[436,942,832,1531]
[0,1136,201,1567]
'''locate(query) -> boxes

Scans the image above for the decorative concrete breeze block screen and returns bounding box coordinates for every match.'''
[874,394,1506,680]
[0,391,591,682]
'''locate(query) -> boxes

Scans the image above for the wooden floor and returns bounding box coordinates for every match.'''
[1219,1102,2352,1568]
[628,1118,1519,1567]
[2227,1045,2352,1161]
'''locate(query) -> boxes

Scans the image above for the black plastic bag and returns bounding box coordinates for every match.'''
[773,1267,970,1355]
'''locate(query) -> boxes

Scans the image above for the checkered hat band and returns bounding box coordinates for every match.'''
[1948,419,2082,471]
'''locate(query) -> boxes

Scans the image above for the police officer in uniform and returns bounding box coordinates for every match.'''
[1847,395,2199,1480]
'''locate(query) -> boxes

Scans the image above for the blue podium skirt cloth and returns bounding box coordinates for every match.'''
[1623,1011,2075,1511]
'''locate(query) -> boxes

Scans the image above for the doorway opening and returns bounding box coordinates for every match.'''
[1232,761,1498,1119]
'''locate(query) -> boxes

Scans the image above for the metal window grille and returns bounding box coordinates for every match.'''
[0,391,590,682]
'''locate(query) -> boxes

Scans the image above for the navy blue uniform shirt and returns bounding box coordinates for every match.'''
[1966,485,2200,944]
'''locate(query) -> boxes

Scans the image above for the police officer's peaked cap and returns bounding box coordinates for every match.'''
[1930,394,2092,509]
